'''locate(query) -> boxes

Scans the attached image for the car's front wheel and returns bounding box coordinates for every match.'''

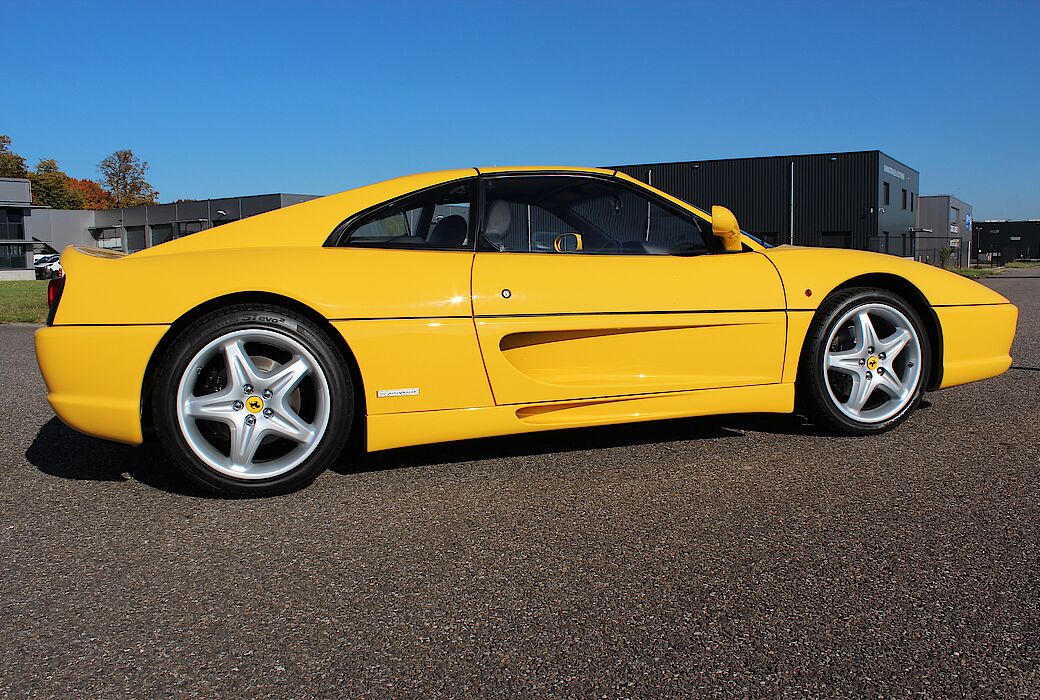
[799,288,931,435]
[153,304,353,496]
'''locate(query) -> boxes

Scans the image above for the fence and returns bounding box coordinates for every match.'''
[866,234,968,268]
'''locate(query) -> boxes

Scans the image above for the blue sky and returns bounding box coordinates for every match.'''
[5,0,1039,219]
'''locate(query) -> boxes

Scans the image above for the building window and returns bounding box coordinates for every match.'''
[150,224,173,245]
[883,182,890,206]
[901,189,907,210]
[126,226,146,252]
[0,243,28,269]
[96,228,123,250]
[176,221,207,238]
[910,192,915,212]
[0,209,25,240]
[820,231,851,248]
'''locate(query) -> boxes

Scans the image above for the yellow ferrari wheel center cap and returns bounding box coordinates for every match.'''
[245,396,265,413]
[866,356,879,371]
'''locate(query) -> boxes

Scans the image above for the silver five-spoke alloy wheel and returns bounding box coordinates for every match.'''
[175,329,332,480]
[822,303,923,424]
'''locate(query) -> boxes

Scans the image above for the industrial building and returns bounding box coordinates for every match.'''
[0,177,315,280]
[973,219,1040,263]
[2,152,929,279]
[614,150,922,256]
[84,192,316,253]
[917,195,973,268]
[1,178,35,279]
[5,151,1012,280]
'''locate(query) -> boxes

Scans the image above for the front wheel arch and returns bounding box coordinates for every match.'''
[795,286,932,434]
[828,274,943,390]
[140,292,366,444]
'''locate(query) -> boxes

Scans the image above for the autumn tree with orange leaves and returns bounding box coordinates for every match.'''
[65,177,116,209]
[1,134,159,211]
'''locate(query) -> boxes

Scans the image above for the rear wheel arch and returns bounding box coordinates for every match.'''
[825,274,942,390]
[140,292,367,441]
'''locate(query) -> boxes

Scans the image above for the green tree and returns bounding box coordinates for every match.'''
[939,246,953,269]
[0,134,28,178]
[30,158,85,209]
[98,149,159,207]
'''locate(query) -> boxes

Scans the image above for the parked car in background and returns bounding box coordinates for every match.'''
[34,255,63,279]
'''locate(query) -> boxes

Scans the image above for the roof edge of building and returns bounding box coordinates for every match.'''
[613,149,917,173]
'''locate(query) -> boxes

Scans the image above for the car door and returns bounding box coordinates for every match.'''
[471,171,787,406]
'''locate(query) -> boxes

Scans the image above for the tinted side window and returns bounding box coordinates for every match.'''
[481,175,707,255]
[341,179,475,250]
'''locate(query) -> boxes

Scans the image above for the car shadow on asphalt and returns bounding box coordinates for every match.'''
[334,411,822,475]
[27,405,920,495]
[25,417,210,497]
[343,398,929,473]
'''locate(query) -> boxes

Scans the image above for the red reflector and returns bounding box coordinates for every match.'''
[48,277,64,307]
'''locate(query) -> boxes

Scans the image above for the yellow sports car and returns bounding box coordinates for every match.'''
[35,167,1018,496]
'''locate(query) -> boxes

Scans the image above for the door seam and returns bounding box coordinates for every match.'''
[469,253,499,405]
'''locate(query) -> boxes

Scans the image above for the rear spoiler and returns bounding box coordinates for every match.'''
[58,245,125,276]
[66,245,127,261]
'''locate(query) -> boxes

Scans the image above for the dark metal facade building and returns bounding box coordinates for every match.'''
[973,220,1040,263]
[917,195,973,268]
[88,193,318,253]
[613,151,920,256]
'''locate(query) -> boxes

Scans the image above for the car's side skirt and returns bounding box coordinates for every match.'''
[365,382,795,452]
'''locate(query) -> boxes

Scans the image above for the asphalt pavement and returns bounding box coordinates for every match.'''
[1,273,1037,698]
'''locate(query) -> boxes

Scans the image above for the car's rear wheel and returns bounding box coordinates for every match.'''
[799,288,930,435]
[153,304,352,496]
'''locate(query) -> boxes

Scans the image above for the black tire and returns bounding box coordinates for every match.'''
[153,303,353,497]
[798,287,930,436]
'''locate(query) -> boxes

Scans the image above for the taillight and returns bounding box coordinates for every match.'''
[47,277,65,325]
[47,278,63,306]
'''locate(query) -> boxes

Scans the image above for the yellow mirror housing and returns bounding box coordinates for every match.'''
[711,205,743,252]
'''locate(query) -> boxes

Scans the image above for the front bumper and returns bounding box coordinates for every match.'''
[935,303,1018,389]
[35,324,169,445]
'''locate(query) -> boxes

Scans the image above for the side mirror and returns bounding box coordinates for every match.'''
[553,232,583,253]
[711,205,743,252]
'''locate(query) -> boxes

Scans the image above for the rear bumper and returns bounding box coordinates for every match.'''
[935,303,1018,389]
[34,324,168,445]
